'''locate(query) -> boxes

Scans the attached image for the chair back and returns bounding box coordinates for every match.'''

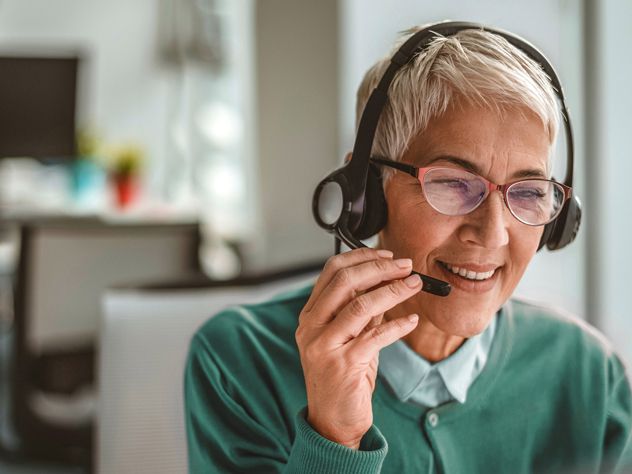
[97,263,322,474]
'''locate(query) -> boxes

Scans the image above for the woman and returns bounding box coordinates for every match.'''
[185,24,632,473]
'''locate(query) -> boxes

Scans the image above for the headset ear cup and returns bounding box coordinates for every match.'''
[538,221,555,251]
[538,195,582,251]
[354,161,388,239]
[547,195,581,250]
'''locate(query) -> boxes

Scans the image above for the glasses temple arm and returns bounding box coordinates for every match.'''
[370,157,418,178]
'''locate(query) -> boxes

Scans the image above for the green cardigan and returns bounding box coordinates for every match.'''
[184,284,632,473]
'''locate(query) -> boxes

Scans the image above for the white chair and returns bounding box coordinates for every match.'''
[97,264,321,474]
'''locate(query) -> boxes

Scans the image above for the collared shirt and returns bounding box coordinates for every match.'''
[378,313,498,409]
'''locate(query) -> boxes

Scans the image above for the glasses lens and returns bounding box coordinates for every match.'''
[506,180,565,225]
[422,168,488,215]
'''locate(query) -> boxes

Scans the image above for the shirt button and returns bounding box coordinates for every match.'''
[427,412,439,427]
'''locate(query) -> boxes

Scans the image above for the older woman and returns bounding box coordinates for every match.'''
[185,23,632,473]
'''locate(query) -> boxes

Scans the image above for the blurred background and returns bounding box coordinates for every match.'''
[0,0,629,472]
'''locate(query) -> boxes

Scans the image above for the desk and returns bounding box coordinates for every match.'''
[0,210,202,464]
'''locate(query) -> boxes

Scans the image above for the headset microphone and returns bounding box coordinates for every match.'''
[312,21,581,299]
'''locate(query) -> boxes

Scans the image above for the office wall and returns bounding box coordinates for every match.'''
[251,0,339,270]
[595,0,632,367]
[0,0,339,272]
[0,0,171,194]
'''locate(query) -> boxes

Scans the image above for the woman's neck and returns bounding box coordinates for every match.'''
[384,306,466,363]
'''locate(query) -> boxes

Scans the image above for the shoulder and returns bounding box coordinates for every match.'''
[184,283,315,454]
[508,297,614,352]
[189,282,313,365]
[506,297,629,384]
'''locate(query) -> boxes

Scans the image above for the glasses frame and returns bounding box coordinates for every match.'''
[371,156,573,226]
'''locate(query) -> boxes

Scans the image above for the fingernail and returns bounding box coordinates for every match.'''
[377,249,393,258]
[407,314,419,323]
[404,274,421,288]
[395,258,413,269]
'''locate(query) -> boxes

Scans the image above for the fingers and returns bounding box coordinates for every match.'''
[303,256,415,326]
[303,248,393,314]
[351,313,420,358]
[323,274,423,342]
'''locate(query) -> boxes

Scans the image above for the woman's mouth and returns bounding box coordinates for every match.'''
[437,261,501,292]
[441,262,496,281]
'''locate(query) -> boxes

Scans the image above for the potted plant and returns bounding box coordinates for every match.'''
[110,144,144,209]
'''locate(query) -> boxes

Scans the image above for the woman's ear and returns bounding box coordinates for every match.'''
[344,152,352,164]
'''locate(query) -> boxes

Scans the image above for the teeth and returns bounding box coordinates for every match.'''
[443,262,496,281]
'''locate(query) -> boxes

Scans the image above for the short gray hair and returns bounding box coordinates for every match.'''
[356,26,560,175]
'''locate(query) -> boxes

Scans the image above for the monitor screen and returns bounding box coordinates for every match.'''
[0,56,78,160]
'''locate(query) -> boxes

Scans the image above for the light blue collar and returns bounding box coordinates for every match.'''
[378,313,498,407]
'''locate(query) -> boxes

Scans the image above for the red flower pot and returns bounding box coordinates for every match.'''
[113,175,138,208]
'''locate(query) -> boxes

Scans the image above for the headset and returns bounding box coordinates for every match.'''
[312,20,582,297]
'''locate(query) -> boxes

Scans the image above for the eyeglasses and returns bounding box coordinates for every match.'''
[371,157,572,226]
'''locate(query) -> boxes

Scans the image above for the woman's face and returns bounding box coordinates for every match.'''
[380,101,550,337]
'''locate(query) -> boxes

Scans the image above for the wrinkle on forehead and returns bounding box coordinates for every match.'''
[402,103,551,181]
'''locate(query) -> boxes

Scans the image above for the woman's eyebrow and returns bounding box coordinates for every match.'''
[426,155,479,172]
[426,155,547,179]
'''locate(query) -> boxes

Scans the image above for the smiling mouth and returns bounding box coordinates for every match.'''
[438,261,498,281]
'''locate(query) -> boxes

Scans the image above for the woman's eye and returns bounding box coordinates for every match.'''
[435,178,470,191]
[510,188,546,201]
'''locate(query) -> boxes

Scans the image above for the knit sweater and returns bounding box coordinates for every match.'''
[184,284,632,473]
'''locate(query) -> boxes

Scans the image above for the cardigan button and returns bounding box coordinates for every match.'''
[427,412,439,427]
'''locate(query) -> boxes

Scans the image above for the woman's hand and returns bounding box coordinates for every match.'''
[295,248,422,449]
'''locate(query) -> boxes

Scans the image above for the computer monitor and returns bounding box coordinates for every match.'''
[0,55,79,160]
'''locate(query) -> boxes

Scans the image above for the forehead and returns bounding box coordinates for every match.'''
[403,102,551,180]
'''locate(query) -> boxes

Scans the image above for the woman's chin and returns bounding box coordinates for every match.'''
[425,309,494,338]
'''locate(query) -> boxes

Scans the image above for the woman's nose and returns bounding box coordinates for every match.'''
[458,191,510,249]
